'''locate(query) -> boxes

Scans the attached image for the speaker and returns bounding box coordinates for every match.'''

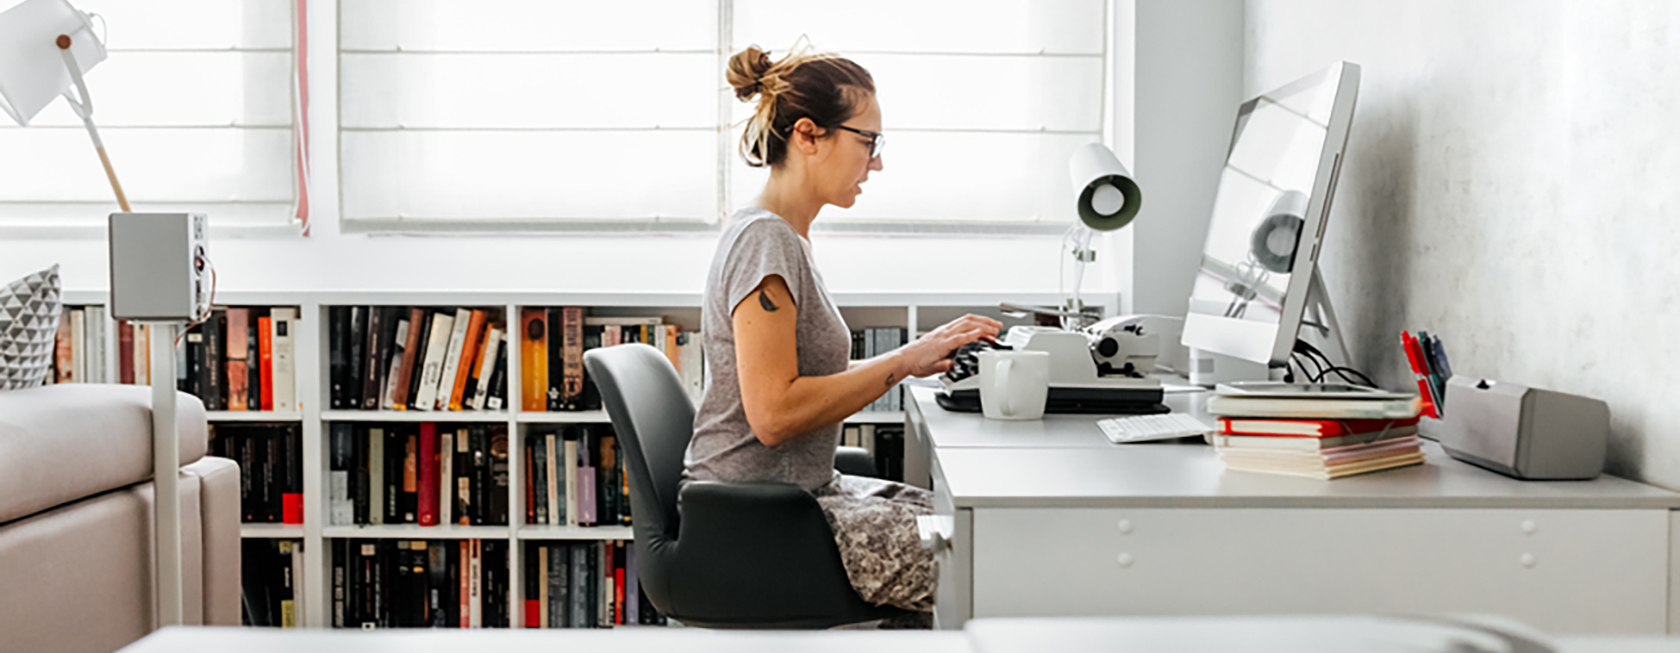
[1439,375,1608,480]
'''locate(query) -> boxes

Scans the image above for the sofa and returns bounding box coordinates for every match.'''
[0,384,241,653]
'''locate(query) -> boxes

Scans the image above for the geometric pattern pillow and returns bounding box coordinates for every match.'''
[0,264,63,390]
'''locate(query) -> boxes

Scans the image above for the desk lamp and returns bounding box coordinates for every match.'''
[0,0,203,628]
[1058,143,1142,328]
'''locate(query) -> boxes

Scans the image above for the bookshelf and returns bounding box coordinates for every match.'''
[56,290,1088,628]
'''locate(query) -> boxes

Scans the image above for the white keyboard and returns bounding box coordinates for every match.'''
[1098,413,1211,444]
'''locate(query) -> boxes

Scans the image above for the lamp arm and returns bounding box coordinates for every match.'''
[57,38,130,212]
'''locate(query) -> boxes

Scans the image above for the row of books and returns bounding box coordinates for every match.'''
[517,308,703,412]
[524,425,629,527]
[329,307,510,413]
[1207,390,1425,479]
[853,328,908,412]
[211,424,303,524]
[331,539,509,629]
[179,308,300,412]
[49,305,111,384]
[839,424,908,482]
[328,423,510,527]
[523,541,665,628]
[242,539,306,628]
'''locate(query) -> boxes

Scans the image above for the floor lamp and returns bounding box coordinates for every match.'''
[0,0,186,627]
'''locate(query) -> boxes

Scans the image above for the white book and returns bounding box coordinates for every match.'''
[439,430,454,527]
[433,308,473,411]
[290,540,305,628]
[563,436,579,528]
[330,424,352,524]
[368,428,384,525]
[861,424,877,456]
[468,540,482,628]
[69,309,85,383]
[469,326,502,410]
[456,431,471,525]
[413,313,456,412]
[134,324,150,385]
[582,316,662,326]
[271,308,297,411]
[599,543,610,626]
[88,306,106,383]
[380,319,409,410]
[545,431,560,526]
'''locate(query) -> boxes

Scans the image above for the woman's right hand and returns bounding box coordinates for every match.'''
[898,314,1004,378]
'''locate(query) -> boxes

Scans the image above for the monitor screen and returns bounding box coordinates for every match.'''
[1182,62,1359,366]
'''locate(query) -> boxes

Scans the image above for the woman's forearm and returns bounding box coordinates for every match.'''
[753,350,906,446]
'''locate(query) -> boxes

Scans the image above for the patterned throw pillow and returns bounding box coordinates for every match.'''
[0,265,63,390]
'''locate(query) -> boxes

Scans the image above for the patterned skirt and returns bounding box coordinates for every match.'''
[812,473,936,613]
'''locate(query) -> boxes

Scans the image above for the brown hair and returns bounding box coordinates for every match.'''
[727,45,874,168]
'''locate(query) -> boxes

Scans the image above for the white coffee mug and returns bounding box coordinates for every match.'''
[977,349,1050,420]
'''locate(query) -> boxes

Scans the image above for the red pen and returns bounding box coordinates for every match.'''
[1400,331,1439,418]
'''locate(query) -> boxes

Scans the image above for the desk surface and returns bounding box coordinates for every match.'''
[911,386,1680,510]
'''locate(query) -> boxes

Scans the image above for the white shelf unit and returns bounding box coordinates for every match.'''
[56,289,1091,629]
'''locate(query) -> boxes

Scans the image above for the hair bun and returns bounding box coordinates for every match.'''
[727,46,774,101]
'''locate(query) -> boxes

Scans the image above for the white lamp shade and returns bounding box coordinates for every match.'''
[0,0,105,126]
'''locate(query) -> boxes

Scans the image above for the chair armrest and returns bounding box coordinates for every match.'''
[835,446,877,478]
[666,481,860,621]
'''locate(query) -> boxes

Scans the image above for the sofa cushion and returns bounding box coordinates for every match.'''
[0,264,62,390]
[0,384,207,525]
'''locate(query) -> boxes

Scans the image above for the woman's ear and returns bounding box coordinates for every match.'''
[790,117,825,156]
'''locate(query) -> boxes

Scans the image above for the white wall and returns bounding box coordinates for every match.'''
[1121,0,1245,318]
[0,1,1111,305]
[1247,0,1680,488]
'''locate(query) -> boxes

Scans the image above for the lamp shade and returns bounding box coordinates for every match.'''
[0,0,105,126]
[1068,142,1142,232]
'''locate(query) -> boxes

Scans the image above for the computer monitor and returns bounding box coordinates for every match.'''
[1181,61,1361,369]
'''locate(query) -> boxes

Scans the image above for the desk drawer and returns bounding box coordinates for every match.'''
[929,456,972,630]
[971,508,1668,635]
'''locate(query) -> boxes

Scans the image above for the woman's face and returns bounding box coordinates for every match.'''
[813,91,884,209]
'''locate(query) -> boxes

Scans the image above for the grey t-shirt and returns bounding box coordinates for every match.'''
[684,207,851,491]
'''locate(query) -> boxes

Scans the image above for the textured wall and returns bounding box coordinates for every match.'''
[1246,1,1680,487]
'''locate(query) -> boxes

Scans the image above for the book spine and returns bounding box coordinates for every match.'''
[271,308,297,412]
[428,542,447,628]
[528,433,543,524]
[117,320,134,384]
[535,433,552,525]
[469,426,487,525]
[485,339,509,411]
[282,424,303,524]
[203,310,224,411]
[54,310,72,383]
[469,326,502,410]
[535,544,548,628]
[551,543,568,628]
[561,430,576,527]
[449,310,487,411]
[456,429,472,526]
[435,308,473,411]
[330,423,353,525]
[225,309,248,410]
[546,308,564,411]
[353,427,369,525]
[332,539,346,628]
[385,429,400,523]
[414,313,456,412]
[490,428,509,526]
[393,307,426,410]
[457,540,470,628]
[625,543,639,625]
[381,318,409,410]
[439,430,454,528]
[569,544,586,629]
[418,422,438,526]
[520,309,548,412]
[361,307,385,410]
[261,428,277,521]
[368,428,384,526]
[561,307,584,410]
[402,431,418,523]
[329,307,348,408]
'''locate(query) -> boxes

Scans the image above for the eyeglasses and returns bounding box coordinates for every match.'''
[833,124,885,159]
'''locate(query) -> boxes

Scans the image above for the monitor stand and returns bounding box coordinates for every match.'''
[1299,267,1352,370]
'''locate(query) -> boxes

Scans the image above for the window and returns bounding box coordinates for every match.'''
[340,0,1110,233]
[0,0,300,234]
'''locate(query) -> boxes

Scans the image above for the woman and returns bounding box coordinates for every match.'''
[683,45,1002,623]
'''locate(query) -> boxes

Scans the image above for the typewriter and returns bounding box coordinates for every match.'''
[937,326,1166,414]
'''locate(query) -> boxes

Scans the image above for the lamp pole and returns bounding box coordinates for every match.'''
[147,322,183,627]
[56,33,129,212]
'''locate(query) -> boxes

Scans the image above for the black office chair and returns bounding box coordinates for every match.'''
[584,343,910,629]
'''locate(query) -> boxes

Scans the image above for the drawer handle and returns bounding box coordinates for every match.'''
[918,515,951,553]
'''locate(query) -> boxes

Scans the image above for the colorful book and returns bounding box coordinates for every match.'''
[1218,416,1422,437]
[392,307,426,410]
[1205,395,1422,420]
[521,309,549,412]
[413,312,456,412]
[271,308,297,411]
[1213,425,1420,452]
[418,422,438,526]
[560,307,585,410]
[449,310,487,411]
[226,309,249,411]
[258,316,274,411]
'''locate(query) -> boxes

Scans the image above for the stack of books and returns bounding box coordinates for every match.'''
[1207,390,1424,479]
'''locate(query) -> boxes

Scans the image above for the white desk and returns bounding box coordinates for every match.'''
[905,386,1680,635]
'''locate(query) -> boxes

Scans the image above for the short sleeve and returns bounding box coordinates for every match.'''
[721,218,809,315]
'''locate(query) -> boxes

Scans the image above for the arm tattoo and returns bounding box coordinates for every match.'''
[884,373,897,387]
[758,289,780,312]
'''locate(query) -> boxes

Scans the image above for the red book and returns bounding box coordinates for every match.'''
[1219,416,1422,437]
[1400,331,1439,418]
[614,543,626,625]
[418,422,439,526]
[117,320,134,384]
[258,316,275,411]
[525,599,539,629]
[226,309,249,411]
[282,494,303,524]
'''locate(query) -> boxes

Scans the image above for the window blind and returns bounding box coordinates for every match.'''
[0,0,298,231]
[337,0,720,229]
[337,0,1106,231]
[731,0,1108,227]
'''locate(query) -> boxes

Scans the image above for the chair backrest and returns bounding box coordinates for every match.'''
[583,343,692,539]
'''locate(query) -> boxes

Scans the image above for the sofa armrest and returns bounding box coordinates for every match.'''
[184,456,241,626]
[835,446,877,478]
